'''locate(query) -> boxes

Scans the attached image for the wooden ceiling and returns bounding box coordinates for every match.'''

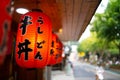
[12,0,101,42]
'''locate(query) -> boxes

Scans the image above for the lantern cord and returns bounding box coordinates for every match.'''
[36,0,40,9]
[32,0,42,12]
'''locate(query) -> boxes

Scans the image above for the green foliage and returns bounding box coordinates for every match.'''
[77,36,99,53]
[91,0,120,55]
[77,0,120,56]
[107,42,119,55]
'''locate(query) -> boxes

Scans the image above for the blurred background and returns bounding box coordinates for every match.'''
[0,0,120,80]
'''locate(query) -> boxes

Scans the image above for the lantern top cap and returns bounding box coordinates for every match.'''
[32,9,43,12]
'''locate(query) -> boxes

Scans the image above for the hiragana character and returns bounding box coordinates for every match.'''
[37,40,45,48]
[35,51,42,60]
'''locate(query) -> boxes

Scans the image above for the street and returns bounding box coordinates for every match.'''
[72,61,120,80]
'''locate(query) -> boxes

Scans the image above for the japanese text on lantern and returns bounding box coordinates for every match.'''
[17,15,45,60]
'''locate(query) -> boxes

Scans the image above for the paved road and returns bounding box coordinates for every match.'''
[72,61,120,80]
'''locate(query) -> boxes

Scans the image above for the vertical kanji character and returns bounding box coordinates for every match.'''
[17,39,33,60]
[50,41,54,55]
[51,41,54,47]
[20,16,32,35]
[50,49,54,55]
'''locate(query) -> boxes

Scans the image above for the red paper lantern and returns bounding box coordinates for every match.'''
[48,33,63,65]
[15,10,52,68]
[47,33,59,65]
[56,41,63,64]
[0,0,12,64]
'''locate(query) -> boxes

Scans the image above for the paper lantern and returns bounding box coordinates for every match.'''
[15,10,52,68]
[56,41,63,64]
[47,33,59,65]
[0,0,12,64]
[48,33,63,65]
